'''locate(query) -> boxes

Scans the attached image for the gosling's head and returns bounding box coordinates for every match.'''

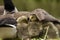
[29,14,39,22]
[17,16,29,23]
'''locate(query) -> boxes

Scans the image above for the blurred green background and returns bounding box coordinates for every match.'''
[0,0,60,18]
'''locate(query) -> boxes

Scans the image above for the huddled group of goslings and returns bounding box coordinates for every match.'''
[0,0,60,40]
